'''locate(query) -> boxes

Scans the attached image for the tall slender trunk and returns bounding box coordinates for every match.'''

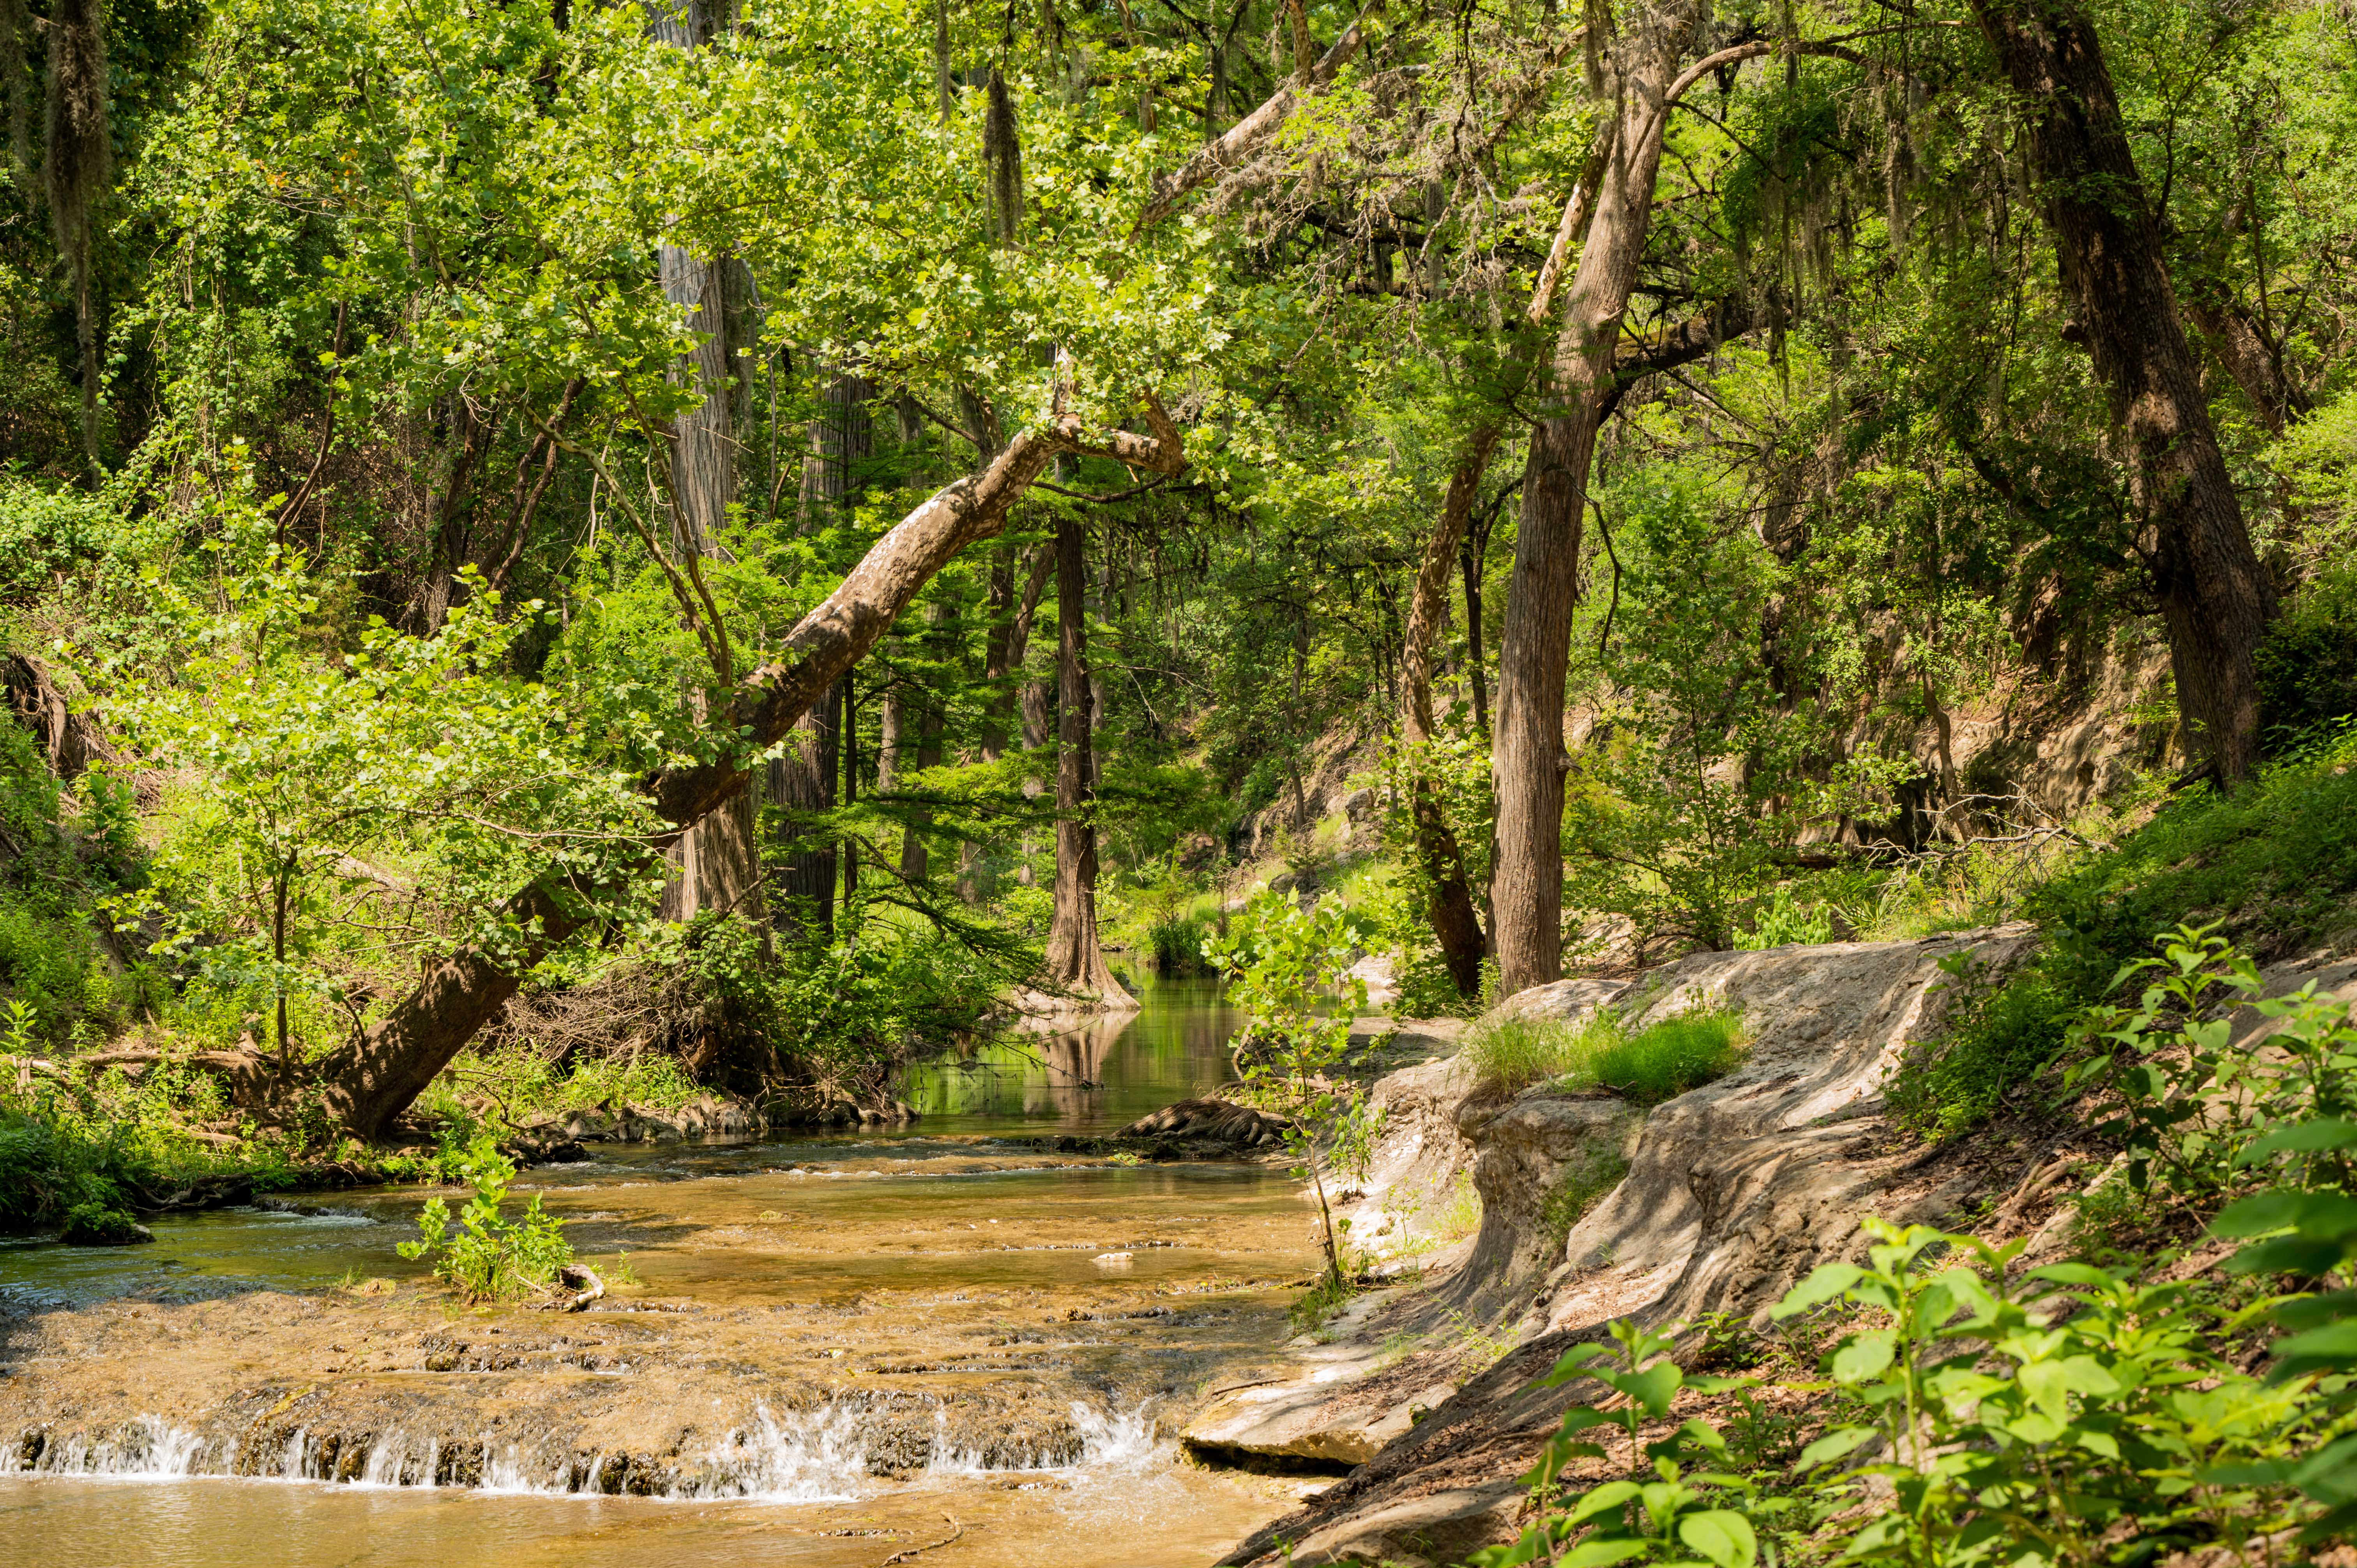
[652,0,768,936]
[1399,430,1501,996]
[1041,514,1132,1006]
[414,397,494,634]
[1491,6,1697,996]
[1966,0,2276,781]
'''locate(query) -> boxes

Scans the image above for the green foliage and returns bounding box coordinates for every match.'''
[397,1133,571,1301]
[1464,1006,1748,1106]
[58,1201,146,1245]
[1541,1140,1632,1245]
[1885,954,2083,1144]
[1889,738,2357,1144]
[1476,1319,1777,1568]
[1148,910,1209,974]
[1206,886,1369,1285]
[1772,1222,2318,1568]
[0,1051,295,1232]
[2028,724,2357,987]
[1732,888,1836,950]
[97,510,667,1056]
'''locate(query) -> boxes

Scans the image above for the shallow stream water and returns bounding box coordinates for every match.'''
[0,975,1318,1567]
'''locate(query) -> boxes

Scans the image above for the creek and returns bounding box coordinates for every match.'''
[0,976,1320,1567]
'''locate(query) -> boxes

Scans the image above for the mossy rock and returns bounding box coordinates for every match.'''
[58,1202,154,1246]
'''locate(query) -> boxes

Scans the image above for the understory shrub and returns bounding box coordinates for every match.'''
[1465,1006,1748,1104]
[398,1133,571,1300]
[1885,955,2082,1143]
[1885,729,2357,1143]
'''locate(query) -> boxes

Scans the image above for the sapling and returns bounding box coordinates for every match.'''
[1203,886,1370,1291]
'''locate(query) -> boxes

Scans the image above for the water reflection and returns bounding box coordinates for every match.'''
[901,971,1244,1133]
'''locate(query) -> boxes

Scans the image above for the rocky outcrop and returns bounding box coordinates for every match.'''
[1214,926,2053,1566]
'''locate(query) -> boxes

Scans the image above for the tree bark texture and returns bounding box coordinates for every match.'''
[314,403,1182,1136]
[1041,514,1133,1007]
[769,690,839,936]
[1965,0,2277,781]
[1491,4,1698,997]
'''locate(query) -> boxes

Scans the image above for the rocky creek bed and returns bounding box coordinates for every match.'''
[0,978,1338,1568]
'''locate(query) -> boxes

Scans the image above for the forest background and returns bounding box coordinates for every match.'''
[0,0,2351,1178]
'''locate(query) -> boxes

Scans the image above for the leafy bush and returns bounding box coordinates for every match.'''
[1885,954,2081,1143]
[1886,734,2357,1144]
[1148,910,1208,973]
[58,1201,147,1245]
[1205,887,1370,1286]
[398,1134,572,1300]
[1731,888,1835,950]
[1464,1007,1748,1105]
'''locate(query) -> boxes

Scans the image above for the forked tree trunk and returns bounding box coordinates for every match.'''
[1490,4,1698,997]
[1965,0,2277,782]
[1040,514,1134,1008]
[313,403,1183,1135]
[1394,174,1602,998]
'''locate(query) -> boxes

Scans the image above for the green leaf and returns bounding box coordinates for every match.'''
[1830,1331,1895,1384]
[1600,1359,1684,1416]
[1770,1263,1863,1320]
[1569,1481,1643,1526]
[1796,1426,1877,1469]
[1678,1510,1758,1568]
[2239,1119,2357,1165]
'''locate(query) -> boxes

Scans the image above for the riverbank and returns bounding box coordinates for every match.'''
[1183,931,2357,1566]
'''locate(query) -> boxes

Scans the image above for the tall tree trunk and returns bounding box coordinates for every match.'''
[314,400,1184,1137]
[652,0,769,934]
[1398,429,1501,997]
[770,690,839,939]
[1490,6,1698,997]
[1040,514,1133,1007]
[1966,0,2277,782]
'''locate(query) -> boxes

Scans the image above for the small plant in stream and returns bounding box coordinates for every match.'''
[1205,886,1369,1296]
[399,1133,572,1301]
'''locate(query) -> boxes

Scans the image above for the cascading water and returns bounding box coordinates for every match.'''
[0,977,1318,1567]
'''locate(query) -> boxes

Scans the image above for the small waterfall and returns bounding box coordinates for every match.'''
[10,1397,1160,1501]
[927,1401,1159,1474]
[683,1402,868,1501]
[27,1418,208,1479]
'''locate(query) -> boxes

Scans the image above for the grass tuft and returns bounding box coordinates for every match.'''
[1463,1006,1747,1105]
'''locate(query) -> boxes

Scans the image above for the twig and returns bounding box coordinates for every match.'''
[881,1515,963,1566]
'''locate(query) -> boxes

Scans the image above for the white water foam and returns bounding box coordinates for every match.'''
[926,1400,1159,1476]
[12,1397,1160,1503]
[682,1402,868,1502]
[28,1417,209,1479]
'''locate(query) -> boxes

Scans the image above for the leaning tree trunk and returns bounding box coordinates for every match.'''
[1040,513,1134,1008]
[312,401,1184,1136]
[306,0,1360,1127]
[1966,0,2276,783]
